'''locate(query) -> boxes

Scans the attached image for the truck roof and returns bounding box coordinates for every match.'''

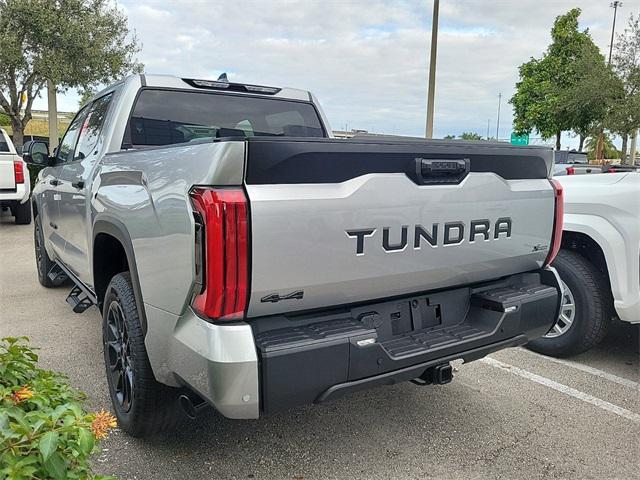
[87,73,312,106]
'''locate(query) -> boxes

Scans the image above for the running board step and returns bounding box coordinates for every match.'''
[47,264,68,286]
[66,285,94,313]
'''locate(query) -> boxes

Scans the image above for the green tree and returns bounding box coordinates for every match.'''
[561,44,622,152]
[510,8,602,150]
[585,133,619,160]
[0,0,141,146]
[459,132,483,140]
[609,13,640,163]
[0,111,9,126]
[78,87,97,108]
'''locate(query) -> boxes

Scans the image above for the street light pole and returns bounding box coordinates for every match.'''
[608,1,622,65]
[597,1,623,162]
[425,0,439,139]
[495,93,502,140]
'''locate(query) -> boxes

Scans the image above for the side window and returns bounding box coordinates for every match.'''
[56,106,90,165]
[74,93,113,160]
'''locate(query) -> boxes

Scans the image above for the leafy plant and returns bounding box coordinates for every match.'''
[0,337,116,480]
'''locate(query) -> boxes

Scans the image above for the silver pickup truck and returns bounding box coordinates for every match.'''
[24,74,563,437]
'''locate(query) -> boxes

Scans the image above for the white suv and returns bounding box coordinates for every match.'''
[0,128,31,224]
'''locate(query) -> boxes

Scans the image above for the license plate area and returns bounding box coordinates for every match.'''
[352,296,444,340]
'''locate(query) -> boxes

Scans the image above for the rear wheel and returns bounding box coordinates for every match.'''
[103,272,179,437]
[14,201,32,225]
[527,249,612,357]
[34,215,56,288]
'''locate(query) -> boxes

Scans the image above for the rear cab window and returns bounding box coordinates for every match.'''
[0,130,10,153]
[123,89,326,148]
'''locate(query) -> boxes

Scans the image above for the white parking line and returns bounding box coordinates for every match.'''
[481,357,640,424]
[519,349,640,391]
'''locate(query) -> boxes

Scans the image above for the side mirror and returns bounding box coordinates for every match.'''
[22,140,50,166]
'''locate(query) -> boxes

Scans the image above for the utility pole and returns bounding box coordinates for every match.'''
[425,0,439,139]
[47,80,59,152]
[608,1,622,65]
[495,93,502,140]
[597,1,623,163]
[486,119,490,140]
[630,129,638,166]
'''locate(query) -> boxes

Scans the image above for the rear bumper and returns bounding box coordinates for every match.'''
[0,183,29,204]
[170,268,561,418]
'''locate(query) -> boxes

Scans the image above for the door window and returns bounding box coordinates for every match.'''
[74,93,113,160]
[56,106,90,164]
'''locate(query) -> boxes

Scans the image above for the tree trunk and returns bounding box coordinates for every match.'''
[620,134,628,164]
[578,134,585,152]
[10,118,24,148]
[596,132,605,163]
[555,131,561,150]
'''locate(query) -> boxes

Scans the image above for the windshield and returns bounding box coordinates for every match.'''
[125,89,325,147]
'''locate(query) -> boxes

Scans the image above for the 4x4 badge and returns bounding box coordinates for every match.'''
[261,290,304,303]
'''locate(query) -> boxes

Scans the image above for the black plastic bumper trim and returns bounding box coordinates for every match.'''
[315,335,527,404]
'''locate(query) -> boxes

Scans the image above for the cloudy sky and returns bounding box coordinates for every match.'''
[42,0,639,148]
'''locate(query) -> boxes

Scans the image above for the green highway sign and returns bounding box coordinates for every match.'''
[510,132,529,146]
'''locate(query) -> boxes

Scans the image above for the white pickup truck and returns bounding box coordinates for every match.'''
[0,128,31,224]
[528,172,639,356]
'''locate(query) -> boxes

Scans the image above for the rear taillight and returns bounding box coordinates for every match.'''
[190,187,249,321]
[13,160,24,184]
[544,179,563,267]
[566,166,575,175]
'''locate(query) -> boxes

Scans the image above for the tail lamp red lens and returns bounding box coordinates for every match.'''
[565,166,575,175]
[190,187,249,321]
[13,160,24,184]
[544,179,563,267]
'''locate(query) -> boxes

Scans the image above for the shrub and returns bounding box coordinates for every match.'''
[0,337,116,479]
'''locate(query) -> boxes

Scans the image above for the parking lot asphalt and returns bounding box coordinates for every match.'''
[1,212,639,480]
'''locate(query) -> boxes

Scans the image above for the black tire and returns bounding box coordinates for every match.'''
[527,249,613,357]
[14,201,32,225]
[34,215,57,288]
[102,272,179,437]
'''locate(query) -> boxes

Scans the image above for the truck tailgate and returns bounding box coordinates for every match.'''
[245,138,554,317]
[0,155,16,190]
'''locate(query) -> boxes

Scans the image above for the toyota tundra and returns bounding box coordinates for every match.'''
[24,74,563,437]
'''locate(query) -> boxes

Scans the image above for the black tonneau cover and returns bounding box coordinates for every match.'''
[243,136,553,185]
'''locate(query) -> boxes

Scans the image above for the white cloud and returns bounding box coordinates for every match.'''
[38,0,639,148]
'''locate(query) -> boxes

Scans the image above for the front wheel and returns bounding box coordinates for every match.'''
[527,249,613,357]
[102,272,179,437]
[34,215,56,288]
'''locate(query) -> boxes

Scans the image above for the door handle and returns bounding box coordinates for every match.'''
[71,180,85,189]
[49,179,60,186]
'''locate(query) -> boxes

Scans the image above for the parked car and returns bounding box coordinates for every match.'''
[601,163,639,173]
[552,150,601,176]
[0,128,31,224]
[25,74,562,437]
[528,172,639,356]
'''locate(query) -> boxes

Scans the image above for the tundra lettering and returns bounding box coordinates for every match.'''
[347,217,514,255]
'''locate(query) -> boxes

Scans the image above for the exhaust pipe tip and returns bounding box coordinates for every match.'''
[179,394,197,419]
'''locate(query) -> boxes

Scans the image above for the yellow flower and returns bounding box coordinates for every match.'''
[11,386,34,404]
[91,410,117,439]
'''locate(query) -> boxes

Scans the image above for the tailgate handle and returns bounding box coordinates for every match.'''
[415,158,470,185]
